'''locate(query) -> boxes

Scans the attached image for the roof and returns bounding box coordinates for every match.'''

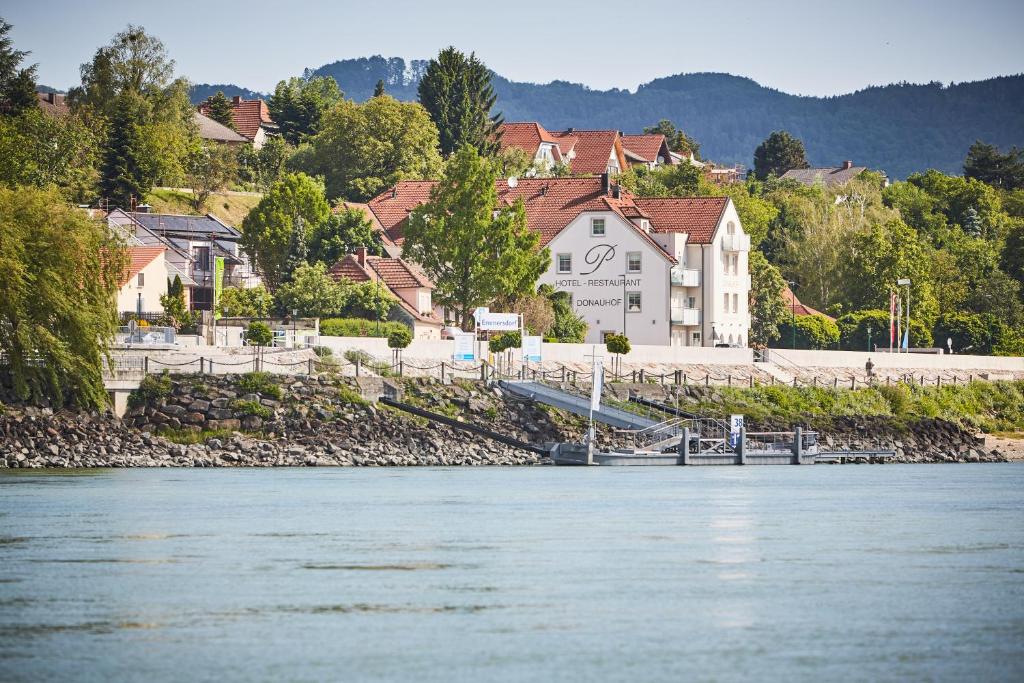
[782,286,834,320]
[36,91,69,116]
[120,247,165,286]
[632,197,729,243]
[780,165,867,187]
[192,111,248,144]
[129,212,240,239]
[328,253,438,323]
[365,181,437,245]
[621,134,671,164]
[549,130,625,175]
[497,122,563,161]
[197,97,274,142]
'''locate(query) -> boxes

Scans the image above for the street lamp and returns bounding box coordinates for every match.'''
[291,308,297,348]
[867,325,873,352]
[621,273,627,337]
[897,278,911,352]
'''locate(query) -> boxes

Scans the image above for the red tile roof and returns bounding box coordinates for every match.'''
[36,91,70,116]
[549,130,625,175]
[782,286,834,320]
[197,98,274,142]
[621,134,671,164]
[328,253,438,323]
[365,181,437,245]
[632,197,728,243]
[119,246,165,286]
[497,122,563,161]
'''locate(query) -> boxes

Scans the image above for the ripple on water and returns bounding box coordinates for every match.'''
[300,562,458,571]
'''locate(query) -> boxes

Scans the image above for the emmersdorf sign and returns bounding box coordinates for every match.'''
[473,307,521,331]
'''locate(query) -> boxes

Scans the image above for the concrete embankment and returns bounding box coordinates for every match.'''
[0,374,1010,467]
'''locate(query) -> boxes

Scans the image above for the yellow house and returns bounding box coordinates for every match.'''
[117,246,168,316]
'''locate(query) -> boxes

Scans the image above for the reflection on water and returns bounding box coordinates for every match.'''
[1,465,1023,683]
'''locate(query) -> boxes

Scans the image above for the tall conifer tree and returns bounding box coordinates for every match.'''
[417,47,502,157]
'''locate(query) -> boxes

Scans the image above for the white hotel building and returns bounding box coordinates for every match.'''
[364,176,750,347]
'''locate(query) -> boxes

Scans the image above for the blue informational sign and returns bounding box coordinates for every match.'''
[452,332,476,361]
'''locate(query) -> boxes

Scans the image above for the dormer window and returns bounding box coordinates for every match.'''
[639,219,650,231]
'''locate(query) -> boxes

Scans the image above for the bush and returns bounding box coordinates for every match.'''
[387,326,412,350]
[129,371,172,407]
[312,345,333,358]
[218,285,273,318]
[245,321,273,347]
[237,372,283,400]
[489,331,521,353]
[231,399,271,418]
[605,334,631,356]
[320,318,408,338]
[838,309,931,350]
[778,314,840,350]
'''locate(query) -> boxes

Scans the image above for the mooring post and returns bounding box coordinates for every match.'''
[793,425,803,464]
[680,426,690,465]
[739,427,747,465]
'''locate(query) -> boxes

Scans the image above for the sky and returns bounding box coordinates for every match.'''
[5,0,1024,97]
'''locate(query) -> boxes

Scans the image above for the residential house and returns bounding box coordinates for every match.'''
[621,134,675,169]
[193,111,249,146]
[364,176,751,347]
[36,91,70,116]
[328,248,442,339]
[497,123,628,176]
[197,96,277,148]
[496,122,568,173]
[117,246,168,316]
[781,286,834,320]
[107,209,260,312]
[781,160,887,187]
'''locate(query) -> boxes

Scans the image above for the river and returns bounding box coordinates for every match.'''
[2,465,1023,682]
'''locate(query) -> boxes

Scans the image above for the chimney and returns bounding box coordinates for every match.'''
[355,246,368,267]
[841,160,853,170]
[611,184,621,200]
[600,172,611,196]
[47,92,57,104]
[135,204,152,214]
[567,127,576,133]
[232,95,242,105]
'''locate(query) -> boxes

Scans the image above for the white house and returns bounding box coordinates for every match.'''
[117,246,168,315]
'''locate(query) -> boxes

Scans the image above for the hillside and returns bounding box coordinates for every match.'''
[146,189,262,227]
[191,60,1024,178]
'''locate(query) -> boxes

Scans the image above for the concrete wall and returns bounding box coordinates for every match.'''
[769,348,1024,372]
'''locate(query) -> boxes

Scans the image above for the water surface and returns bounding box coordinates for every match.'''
[2,465,1023,682]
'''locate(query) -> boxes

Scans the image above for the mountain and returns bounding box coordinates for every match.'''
[190,83,266,104]
[191,59,1024,179]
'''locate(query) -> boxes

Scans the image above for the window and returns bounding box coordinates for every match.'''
[692,332,702,344]
[626,252,641,273]
[591,218,605,237]
[723,293,729,310]
[191,287,213,311]
[639,219,650,231]
[627,292,642,313]
[730,254,738,275]
[732,293,738,313]
[193,246,211,271]
[137,272,144,287]
[687,296,696,309]
[418,290,431,314]
[727,221,736,235]
[557,253,572,273]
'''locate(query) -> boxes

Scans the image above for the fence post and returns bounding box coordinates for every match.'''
[308,358,314,376]
[771,376,775,386]
[727,374,732,387]
[639,369,645,383]
[144,356,149,374]
[683,373,688,386]
[793,377,797,388]
[199,356,205,375]
[851,376,856,390]
[749,375,754,388]
[209,359,215,375]
[355,358,361,377]
[440,363,445,384]
[399,360,404,377]
[812,377,817,388]
[705,374,710,388]
[481,362,487,382]
[969,373,973,383]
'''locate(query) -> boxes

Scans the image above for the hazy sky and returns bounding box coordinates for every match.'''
[5,0,1023,96]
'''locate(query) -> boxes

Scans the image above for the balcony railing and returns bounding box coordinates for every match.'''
[722,233,751,252]
[670,307,701,326]
[670,267,701,287]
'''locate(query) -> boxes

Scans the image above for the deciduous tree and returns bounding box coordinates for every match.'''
[748,251,787,346]
[307,206,384,267]
[753,130,809,180]
[0,18,38,116]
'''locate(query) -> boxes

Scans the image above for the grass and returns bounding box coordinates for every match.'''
[231,399,270,418]
[236,372,283,400]
[157,428,236,445]
[334,383,368,406]
[146,188,262,227]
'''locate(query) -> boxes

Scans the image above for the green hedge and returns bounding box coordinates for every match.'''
[320,318,409,338]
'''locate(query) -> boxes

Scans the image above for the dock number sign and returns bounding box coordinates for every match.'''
[729,414,744,448]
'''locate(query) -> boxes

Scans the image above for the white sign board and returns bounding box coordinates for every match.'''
[473,307,521,331]
[590,364,604,412]
[522,335,542,362]
[452,332,476,361]
[729,414,744,448]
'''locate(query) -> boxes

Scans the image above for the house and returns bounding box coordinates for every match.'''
[364,175,751,347]
[781,160,887,187]
[781,286,834,320]
[497,123,628,176]
[328,247,442,339]
[193,111,249,146]
[197,96,277,148]
[117,246,168,316]
[496,122,567,172]
[334,201,403,258]
[106,210,260,312]
[36,91,70,116]
[621,134,675,169]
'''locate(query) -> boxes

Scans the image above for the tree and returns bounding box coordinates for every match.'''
[273,262,345,317]
[204,91,236,130]
[0,187,125,409]
[185,142,238,210]
[605,333,631,377]
[100,91,157,208]
[964,140,1024,191]
[217,285,273,318]
[158,285,198,332]
[0,108,99,202]
[643,120,700,159]
[373,79,385,97]
[403,145,550,328]
[245,321,272,346]
[292,95,442,201]
[240,172,330,290]
[307,207,384,267]
[932,312,1002,355]
[268,76,342,145]
[0,18,38,116]
[510,293,555,336]
[748,251,788,346]
[417,47,502,157]
[339,280,395,320]
[837,309,931,351]
[539,285,587,342]
[777,314,839,350]
[753,131,809,180]
[237,136,291,192]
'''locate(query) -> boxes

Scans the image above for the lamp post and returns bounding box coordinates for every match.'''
[621,273,627,337]
[867,325,873,352]
[897,278,911,352]
[291,308,297,348]
[788,281,797,349]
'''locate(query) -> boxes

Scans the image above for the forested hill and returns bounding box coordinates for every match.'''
[191,58,1024,179]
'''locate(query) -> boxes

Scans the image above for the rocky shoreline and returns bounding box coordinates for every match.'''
[0,374,1010,468]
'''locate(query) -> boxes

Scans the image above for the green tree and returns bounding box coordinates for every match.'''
[539,284,587,342]
[753,130,809,180]
[100,91,157,208]
[292,94,442,201]
[933,312,1001,355]
[307,207,384,267]
[217,285,273,318]
[373,79,385,98]
[837,310,931,351]
[417,47,502,157]
[240,172,330,290]
[0,108,99,202]
[0,187,125,409]
[964,140,1024,191]
[273,262,345,317]
[204,91,236,130]
[1001,221,1024,291]
[749,251,788,346]
[403,145,549,328]
[237,136,291,192]
[268,76,342,145]
[643,119,700,159]
[0,18,38,116]
[185,142,238,210]
[778,314,839,350]
[245,321,272,346]
[340,280,395,320]
[158,285,198,332]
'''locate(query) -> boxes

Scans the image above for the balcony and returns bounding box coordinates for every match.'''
[670,267,701,287]
[670,307,701,326]
[722,233,750,252]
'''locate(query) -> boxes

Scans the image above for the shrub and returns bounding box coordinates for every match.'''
[387,326,412,350]
[218,285,273,318]
[245,322,273,347]
[231,399,271,418]
[129,371,172,407]
[489,331,521,353]
[320,318,408,338]
[237,372,283,400]
[312,345,333,358]
[778,314,840,350]
[605,334,631,356]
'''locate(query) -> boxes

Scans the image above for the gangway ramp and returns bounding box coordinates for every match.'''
[497,380,658,431]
